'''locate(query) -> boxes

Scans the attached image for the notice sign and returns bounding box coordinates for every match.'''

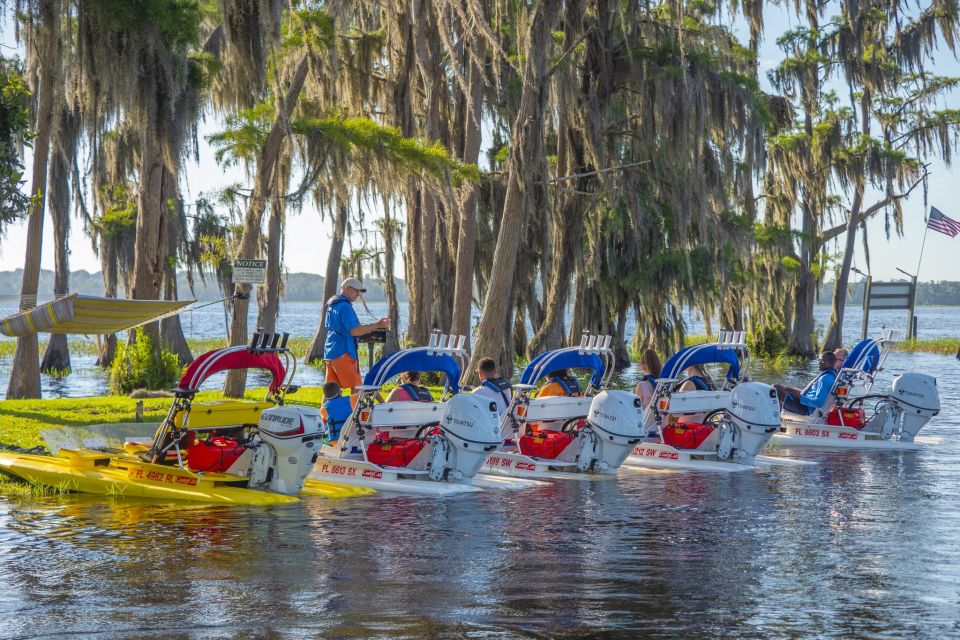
[233,259,267,284]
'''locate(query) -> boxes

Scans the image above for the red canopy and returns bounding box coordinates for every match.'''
[179,347,287,393]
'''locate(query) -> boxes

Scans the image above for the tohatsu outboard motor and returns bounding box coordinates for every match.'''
[428,394,502,482]
[885,373,940,442]
[717,382,781,464]
[248,405,321,495]
[578,390,645,474]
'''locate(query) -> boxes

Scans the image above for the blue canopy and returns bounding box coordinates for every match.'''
[519,349,605,388]
[661,344,741,381]
[845,339,882,373]
[364,349,462,392]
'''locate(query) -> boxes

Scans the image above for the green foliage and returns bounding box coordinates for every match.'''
[88,0,203,50]
[110,333,182,395]
[95,186,137,239]
[0,57,33,228]
[748,323,790,358]
[282,8,335,51]
[293,113,480,183]
[207,100,274,166]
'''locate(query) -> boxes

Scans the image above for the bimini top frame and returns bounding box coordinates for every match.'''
[361,332,468,395]
[518,333,615,394]
[659,331,749,387]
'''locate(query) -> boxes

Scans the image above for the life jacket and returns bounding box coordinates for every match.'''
[325,294,358,350]
[548,375,582,397]
[481,377,512,407]
[686,375,713,391]
[641,374,657,388]
[400,383,434,402]
[322,395,352,441]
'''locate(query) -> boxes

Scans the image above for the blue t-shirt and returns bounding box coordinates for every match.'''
[323,294,360,360]
[799,369,837,411]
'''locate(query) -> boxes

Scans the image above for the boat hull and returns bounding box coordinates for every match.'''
[480,451,617,480]
[771,423,924,450]
[622,442,757,473]
[0,450,372,504]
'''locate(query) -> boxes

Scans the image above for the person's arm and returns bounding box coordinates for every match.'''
[800,377,830,409]
[677,380,695,393]
[385,387,405,402]
[348,317,389,336]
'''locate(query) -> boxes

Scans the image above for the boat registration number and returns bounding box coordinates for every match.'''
[630,446,679,461]
[317,463,382,479]
[792,427,857,440]
[128,467,198,486]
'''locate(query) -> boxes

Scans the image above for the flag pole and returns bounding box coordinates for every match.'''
[915,212,931,278]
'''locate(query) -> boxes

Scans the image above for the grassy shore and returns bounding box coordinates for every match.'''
[894,337,960,356]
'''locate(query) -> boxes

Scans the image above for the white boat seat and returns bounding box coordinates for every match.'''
[662,390,728,415]
[369,401,444,428]
[524,396,592,421]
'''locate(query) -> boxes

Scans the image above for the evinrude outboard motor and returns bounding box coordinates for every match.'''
[428,394,502,482]
[718,382,781,464]
[581,390,645,474]
[888,373,940,442]
[249,406,321,495]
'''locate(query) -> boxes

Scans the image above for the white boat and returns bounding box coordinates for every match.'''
[622,332,799,473]
[479,334,645,480]
[308,334,544,495]
[771,330,940,450]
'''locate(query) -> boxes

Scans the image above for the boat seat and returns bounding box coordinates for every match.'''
[369,401,444,428]
[173,401,266,429]
[662,390,728,415]
[524,396,592,422]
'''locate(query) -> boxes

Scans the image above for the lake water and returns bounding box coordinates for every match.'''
[0,305,958,638]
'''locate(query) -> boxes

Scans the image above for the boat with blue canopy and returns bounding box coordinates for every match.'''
[773,329,940,449]
[308,333,544,494]
[479,334,646,480]
[622,331,808,472]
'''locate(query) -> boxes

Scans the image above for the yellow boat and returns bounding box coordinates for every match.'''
[0,448,371,504]
[0,333,374,504]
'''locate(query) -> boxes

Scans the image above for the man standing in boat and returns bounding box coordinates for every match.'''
[324,277,390,391]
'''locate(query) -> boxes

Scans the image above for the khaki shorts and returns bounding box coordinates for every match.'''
[325,353,362,390]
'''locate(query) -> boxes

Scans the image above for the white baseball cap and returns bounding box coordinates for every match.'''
[340,277,366,292]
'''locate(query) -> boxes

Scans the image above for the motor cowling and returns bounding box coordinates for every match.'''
[890,373,940,442]
[725,382,780,462]
[249,405,321,495]
[582,390,644,473]
[432,394,502,481]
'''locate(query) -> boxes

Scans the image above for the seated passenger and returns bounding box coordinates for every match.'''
[537,368,582,397]
[472,357,512,416]
[634,348,662,408]
[320,381,355,443]
[833,347,848,371]
[775,351,838,415]
[677,363,715,392]
[385,370,434,403]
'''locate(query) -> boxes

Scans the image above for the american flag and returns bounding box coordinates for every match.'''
[928,207,960,238]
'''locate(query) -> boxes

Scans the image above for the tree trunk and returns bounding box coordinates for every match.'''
[382,212,401,355]
[96,242,119,367]
[306,200,349,364]
[257,195,284,335]
[40,104,75,375]
[467,0,561,380]
[129,128,167,349]
[8,0,60,399]
[223,55,309,397]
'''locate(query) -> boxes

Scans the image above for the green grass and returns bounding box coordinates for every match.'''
[894,337,960,356]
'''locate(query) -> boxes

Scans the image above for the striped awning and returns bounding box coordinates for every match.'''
[0,294,194,337]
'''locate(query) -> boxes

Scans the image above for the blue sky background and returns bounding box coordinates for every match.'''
[0,3,958,285]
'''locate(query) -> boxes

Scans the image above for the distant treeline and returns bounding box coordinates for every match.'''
[817,280,960,306]
[0,270,408,303]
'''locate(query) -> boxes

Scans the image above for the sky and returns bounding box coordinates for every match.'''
[1,4,959,286]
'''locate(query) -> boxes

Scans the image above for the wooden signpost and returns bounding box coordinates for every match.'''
[861,276,917,339]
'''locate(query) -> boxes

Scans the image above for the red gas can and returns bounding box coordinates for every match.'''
[519,431,575,459]
[826,407,866,428]
[662,423,714,450]
[187,436,245,472]
[366,438,427,467]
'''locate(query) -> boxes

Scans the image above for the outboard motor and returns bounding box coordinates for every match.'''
[249,406,321,495]
[428,394,502,482]
[889,373,940,442]
[721,382,781,464]
[581,390,645,474]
